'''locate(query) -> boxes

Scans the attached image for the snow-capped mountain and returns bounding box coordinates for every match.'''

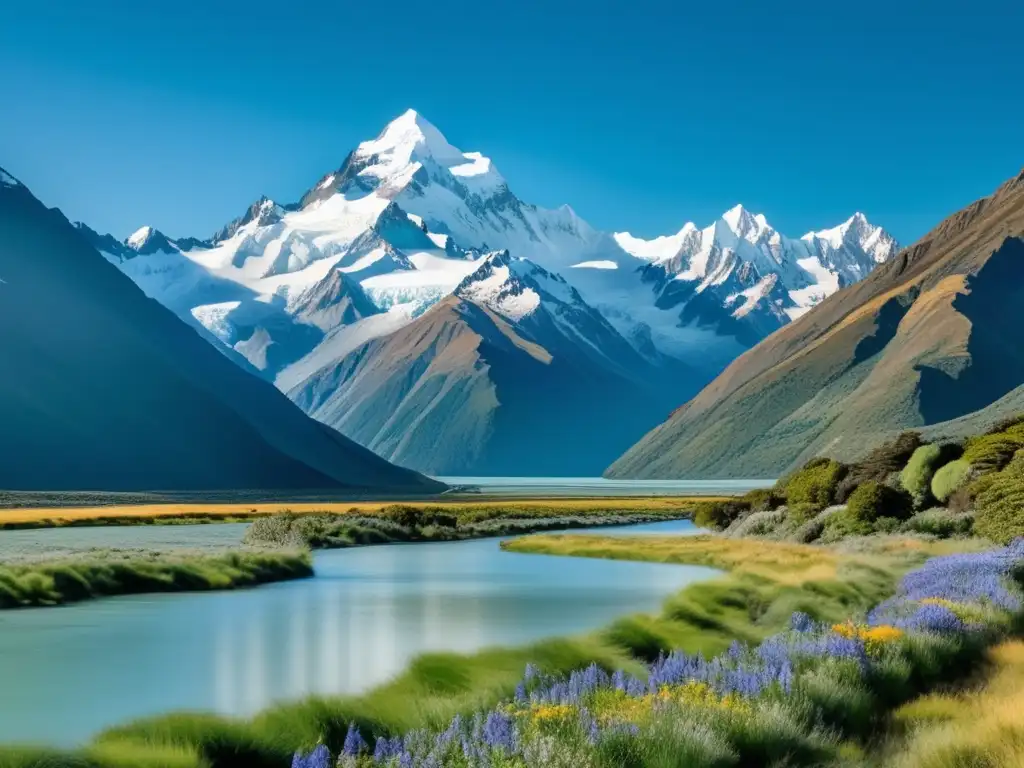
[615,205,898,344]
[0,164,439,492]
[86,109,898,474]
[286,250,688,475]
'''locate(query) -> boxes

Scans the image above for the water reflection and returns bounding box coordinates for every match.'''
[0,520,716,744]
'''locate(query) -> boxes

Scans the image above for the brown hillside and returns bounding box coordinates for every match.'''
[608,170,1024,479]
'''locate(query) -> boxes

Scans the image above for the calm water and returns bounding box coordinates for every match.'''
[0,519,714,745]
[437,476,774,496]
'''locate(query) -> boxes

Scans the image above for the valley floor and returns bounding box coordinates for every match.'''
[3,530,997,767]
[0,497,712,530]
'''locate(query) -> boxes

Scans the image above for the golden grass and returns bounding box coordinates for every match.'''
[502,533,848,585]
[0,497,720,528]
[890,640,1024,767]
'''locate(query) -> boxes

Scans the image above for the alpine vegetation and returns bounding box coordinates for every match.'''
[292,540,1024,767]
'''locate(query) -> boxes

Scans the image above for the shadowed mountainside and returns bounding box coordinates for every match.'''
[0,169,442,493]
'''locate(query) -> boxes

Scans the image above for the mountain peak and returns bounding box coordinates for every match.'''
[721,204,770,239]
[125,225,177,255]
[126,226,155,249]
[356,108,463,167]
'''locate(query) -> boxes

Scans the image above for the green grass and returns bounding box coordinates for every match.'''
[3,531,980,768]
[0,498,708,531]
[0,535,913,767]
[502,534,904,657]
[242,508,688,550]
[0,550,312,609]
[887,640,1024,767]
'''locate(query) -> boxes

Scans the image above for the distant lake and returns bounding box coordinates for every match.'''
[436,476,774,497]
[0,519,717,746]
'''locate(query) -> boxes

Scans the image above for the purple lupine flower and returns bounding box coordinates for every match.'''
[374,736,403,761]
[483,711,517,753]
[790,611,816,633]
[611,669,626,691]
[292,744,331,768]
[897,603,967,633]
[342,724,367,757]
[514,682,528,704]
[579,707,600,746]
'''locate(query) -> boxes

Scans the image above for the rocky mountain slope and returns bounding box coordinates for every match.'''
[608,169,1024,479]
[86,110,896,475]
[288,251,690,474]
[0,167,442,492]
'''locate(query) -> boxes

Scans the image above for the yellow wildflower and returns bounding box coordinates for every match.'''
[530,704,574,723]
[831,621,903,653]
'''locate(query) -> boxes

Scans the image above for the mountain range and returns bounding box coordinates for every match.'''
[0,166,441,493]
[608,169,1024,479]
[69,110,898,476]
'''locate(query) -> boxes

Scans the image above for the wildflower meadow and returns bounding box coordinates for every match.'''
[294,539,1024,767]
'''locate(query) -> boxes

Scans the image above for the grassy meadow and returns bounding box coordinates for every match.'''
[0,549,312,609]
[0,497,712,530]
[889,639,1024,767]
[0,533,950,767]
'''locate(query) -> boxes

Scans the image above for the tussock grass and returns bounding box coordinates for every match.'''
[0,741,206,768]
[0,535,945,767]
[890,640,1024,767]
[93,638,638,767]
[0,498,711,530]
[502,534,909,661]
[0,550,312,608]
[243,509,686,550]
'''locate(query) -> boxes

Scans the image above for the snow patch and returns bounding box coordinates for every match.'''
[126,226,154,249]
[276,305,417,392]
[571,259,619,270]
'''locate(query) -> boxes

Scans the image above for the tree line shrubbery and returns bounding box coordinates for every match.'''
[692,415,1024,545]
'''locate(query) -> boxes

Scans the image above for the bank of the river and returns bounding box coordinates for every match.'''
[241,508,692,550]
[0,528,936,768]
[0,549,313,609]
[0,507,699,611]
[0,497,716,531]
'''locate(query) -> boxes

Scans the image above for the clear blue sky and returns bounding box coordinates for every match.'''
[1,0,1021,245]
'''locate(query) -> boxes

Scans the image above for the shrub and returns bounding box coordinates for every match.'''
[901,509,975,538]
[985,414,1024,435]
[962,433,1024,474]
[723,509,787,539]
[846,481,913,525]
[693,499,751,531]
[819,509,874,543]
[837,432,925,501]
[781,459,847,511]
[931,459,972,503]
[901,444,941,497]
[974,452,1024,544]
[742,488,784,513]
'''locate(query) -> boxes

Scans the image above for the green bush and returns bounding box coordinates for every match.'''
[962,432,1024,474]
[846,481,913,525]
[985,414,1024,435]
[901,508,974,538]
[819,509,874,542]
[781,459,847,511]
[693,500,751,530]
[930,459,972,503]
[742,488,784,513]
[837,431,924,501]
[973,452,1024,544]
[899,445,940,500]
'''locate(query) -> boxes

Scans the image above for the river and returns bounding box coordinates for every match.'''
[0,519,716,746]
